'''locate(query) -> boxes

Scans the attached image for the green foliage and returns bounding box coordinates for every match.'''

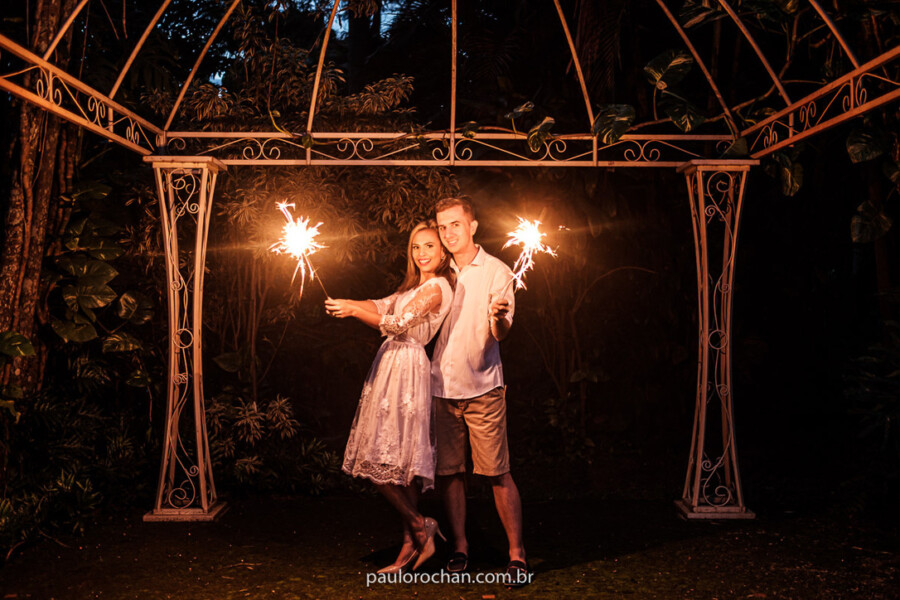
[460,121,480,139]
[643,50,694,91]
[592,104,635,145]
[1,380,150,558]
[0,332,36,420]
[0,332,35,360]
[847,128,887,164]
[764,150,804,197]
[504,101,534,121]
[844,322,900,480]
[642,50,706,132]
[527,117,556,153]
[661,95,706,133]
[851,200,893,243]
[722,137,749,158]
[679,0,722,28]
[206,388,341,493]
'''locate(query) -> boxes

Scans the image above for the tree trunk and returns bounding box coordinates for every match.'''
[0,0,77,392]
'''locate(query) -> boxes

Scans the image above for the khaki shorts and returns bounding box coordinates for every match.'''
[433,386,510,477]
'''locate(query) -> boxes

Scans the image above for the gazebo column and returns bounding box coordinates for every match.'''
[143,156,228,522]
[676,159,758,520]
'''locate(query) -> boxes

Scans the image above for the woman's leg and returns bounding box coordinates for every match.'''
[390,482,422,565]
[376,483,428,549]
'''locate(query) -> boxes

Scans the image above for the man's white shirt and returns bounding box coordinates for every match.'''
[431,246,515,399]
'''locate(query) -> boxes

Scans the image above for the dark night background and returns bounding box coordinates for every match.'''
[0,1,898,598]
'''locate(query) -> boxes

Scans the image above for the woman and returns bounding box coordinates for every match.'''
[325,220,455,573]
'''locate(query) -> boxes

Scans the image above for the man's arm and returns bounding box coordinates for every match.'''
[490,296,512,341]
[488,265,515,342]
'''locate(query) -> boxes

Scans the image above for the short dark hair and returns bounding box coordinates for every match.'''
[435,195,475,220]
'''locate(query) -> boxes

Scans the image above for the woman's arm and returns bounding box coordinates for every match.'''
[378,282,442,336]
[324,298,383,330]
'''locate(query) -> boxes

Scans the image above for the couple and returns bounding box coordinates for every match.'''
[325,196,529,583]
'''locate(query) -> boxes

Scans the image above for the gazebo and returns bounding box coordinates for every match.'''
[1,0,897,523]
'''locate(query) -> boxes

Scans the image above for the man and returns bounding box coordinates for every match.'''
[432,196,529,586]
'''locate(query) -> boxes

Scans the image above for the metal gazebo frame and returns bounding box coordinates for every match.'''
[1,0,897,522]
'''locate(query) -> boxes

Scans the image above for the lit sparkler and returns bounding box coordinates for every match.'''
[270,202,329,298]
[501,217,557,293]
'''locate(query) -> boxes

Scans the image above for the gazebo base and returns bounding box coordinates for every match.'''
[143,501,229,522]
[675,499,755,520]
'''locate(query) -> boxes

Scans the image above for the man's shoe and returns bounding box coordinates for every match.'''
[505,559,531,587]
[446,552,469,573]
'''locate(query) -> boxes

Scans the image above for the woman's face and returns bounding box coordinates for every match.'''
[411,228,444,275]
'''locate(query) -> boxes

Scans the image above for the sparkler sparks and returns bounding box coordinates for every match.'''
[502,217,557,292]
[270,202,328,297]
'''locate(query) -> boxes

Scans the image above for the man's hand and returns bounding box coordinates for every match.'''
[489,296,510,322]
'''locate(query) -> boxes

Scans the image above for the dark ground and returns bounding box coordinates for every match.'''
[2,442,898,600]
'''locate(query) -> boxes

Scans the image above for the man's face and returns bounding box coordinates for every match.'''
[436,205,477,255]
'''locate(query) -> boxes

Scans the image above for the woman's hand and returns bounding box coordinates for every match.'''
[325,298,356,319]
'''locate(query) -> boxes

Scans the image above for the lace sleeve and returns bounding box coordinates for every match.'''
[379,282,443,337]
[370,293,399,315]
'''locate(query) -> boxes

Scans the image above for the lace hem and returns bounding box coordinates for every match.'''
[342,460,433,490]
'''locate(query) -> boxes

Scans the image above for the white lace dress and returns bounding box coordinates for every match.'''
[342,277,453,491]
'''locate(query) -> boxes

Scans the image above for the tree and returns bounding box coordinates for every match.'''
[0,0,79,395]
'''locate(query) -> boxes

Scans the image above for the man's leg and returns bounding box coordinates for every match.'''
[438,473,468,555]
[466,387,526,563]
[489,472,526,562]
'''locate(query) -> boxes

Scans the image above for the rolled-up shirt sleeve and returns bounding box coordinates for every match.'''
[379,282,443,337]
[489,265,515,328]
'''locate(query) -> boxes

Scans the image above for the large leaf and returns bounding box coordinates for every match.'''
[883,160,900,184]
[662,96,706,132]
[82,235,124,261]
[679,0,722,28]
[213,352,242,373]
[775,0,800,14]
[62,283,117,311]
[0,331,35,357]
[1,384,24,400]
[722,137,749,158]
[591,104,635,145]
[0,398,19,422]
[102,332,143,353]
[767,153,803,196]
[68,181,111,203]
[526,116,555,152]
[51,317,98,343]
[460,121,479,139]
[116,291,154,324]
[504,101,534,120]
[851,200,893,243]
[847,128,886,163]
[644,50,694,90]
[125,369,151,387]
[57,257,118,285]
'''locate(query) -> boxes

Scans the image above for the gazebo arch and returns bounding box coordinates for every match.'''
[1,0,897,523]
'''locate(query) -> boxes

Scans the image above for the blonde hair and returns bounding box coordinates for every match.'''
[397,220,456,293]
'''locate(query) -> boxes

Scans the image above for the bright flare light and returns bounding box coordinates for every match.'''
[502,217,557,292]
[270,202,327,297]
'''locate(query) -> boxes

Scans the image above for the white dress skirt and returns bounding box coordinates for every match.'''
[341,277,453,491]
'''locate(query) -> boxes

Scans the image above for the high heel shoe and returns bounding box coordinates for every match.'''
[412,517,446,571]
[377,548,420,574]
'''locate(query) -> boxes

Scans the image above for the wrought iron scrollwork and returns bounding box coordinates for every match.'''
[678,162,753,519]
[145,158,225,520]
